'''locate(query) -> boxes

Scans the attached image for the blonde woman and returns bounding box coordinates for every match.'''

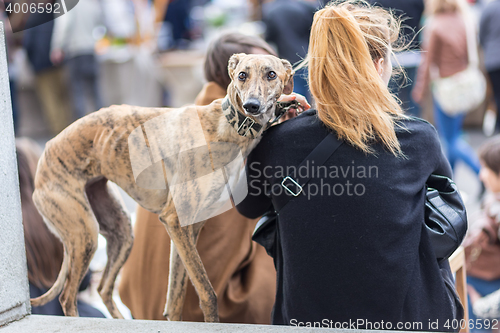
[412,0,481,176]
[237,1,463,329]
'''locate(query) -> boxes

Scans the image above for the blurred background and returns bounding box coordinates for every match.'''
[1,0,498,319]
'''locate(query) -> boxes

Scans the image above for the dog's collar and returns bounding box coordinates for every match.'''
[221,97,264,139]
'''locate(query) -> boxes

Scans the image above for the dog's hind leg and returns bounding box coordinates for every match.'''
[159,200,218,323]
[163,220,206,320]
[86,177,133,319]
[32,185,99,317]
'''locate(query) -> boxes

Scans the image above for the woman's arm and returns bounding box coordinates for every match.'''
[236,149,273,219]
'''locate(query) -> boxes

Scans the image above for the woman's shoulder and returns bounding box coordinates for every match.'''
[264,112,440,146]
[396,116,442,152]
[249,109,324,161]
[397,115,435,130]
[260,109,320,141]
[276,108,319,127]
[396,115,437,135]
[257,112,442,160]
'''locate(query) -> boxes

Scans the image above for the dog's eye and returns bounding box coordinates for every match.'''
[238,72,247,81]
[267,71,277,80]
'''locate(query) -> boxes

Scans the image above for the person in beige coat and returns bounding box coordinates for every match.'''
[119,32,278,323]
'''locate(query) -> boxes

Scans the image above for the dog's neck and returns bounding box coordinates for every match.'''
[221,97,265,139]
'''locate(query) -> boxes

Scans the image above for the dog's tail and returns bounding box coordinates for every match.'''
[30,249,69,307]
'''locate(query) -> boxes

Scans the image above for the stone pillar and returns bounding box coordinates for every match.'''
[0,21,30,326]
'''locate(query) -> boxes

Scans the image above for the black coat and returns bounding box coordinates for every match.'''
[237,110,460,331]
[262,0,318,65]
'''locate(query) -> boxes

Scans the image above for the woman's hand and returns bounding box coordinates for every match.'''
[277,93,311,123]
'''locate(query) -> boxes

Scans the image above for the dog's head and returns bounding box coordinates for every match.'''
[227,53,294,124]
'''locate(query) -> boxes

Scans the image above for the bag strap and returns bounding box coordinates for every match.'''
[273,133,343,212]
[462,11,479,67]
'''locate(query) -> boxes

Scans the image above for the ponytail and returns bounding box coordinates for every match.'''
[305,1,405,156]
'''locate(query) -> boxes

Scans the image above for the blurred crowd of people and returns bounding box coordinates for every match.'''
[5,0,500,328]
[2,0,498,137]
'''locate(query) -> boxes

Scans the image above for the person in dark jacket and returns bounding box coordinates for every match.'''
[237,1,462,330]
[262,0,319,101]
[479,0,500,133]
[22,10,71,136]
[368,0,425,117]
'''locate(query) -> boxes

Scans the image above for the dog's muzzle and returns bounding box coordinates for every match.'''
[243,99,261,115]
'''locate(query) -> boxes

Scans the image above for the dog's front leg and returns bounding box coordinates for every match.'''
[164,220,206,320]
[160,205,218,322]
[164,238,189,321]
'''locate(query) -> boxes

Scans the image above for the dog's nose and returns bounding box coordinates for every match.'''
[243,99,261,115]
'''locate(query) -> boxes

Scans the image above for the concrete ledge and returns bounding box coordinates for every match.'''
[0,315,397,333]
[0,301,29,327]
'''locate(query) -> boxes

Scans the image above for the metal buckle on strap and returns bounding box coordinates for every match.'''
[237,117,256,136]
[281,176,303,196]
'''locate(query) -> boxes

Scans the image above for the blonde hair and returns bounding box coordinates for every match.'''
[304,0,405,156]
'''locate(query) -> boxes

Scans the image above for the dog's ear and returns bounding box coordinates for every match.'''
[281,59,294,95]
[228,53,246,79]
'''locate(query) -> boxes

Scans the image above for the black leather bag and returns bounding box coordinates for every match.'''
[425,174,468,262]
[253,173,468,263]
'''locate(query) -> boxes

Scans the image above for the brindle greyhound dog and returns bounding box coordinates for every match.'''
[30,53,294,322]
